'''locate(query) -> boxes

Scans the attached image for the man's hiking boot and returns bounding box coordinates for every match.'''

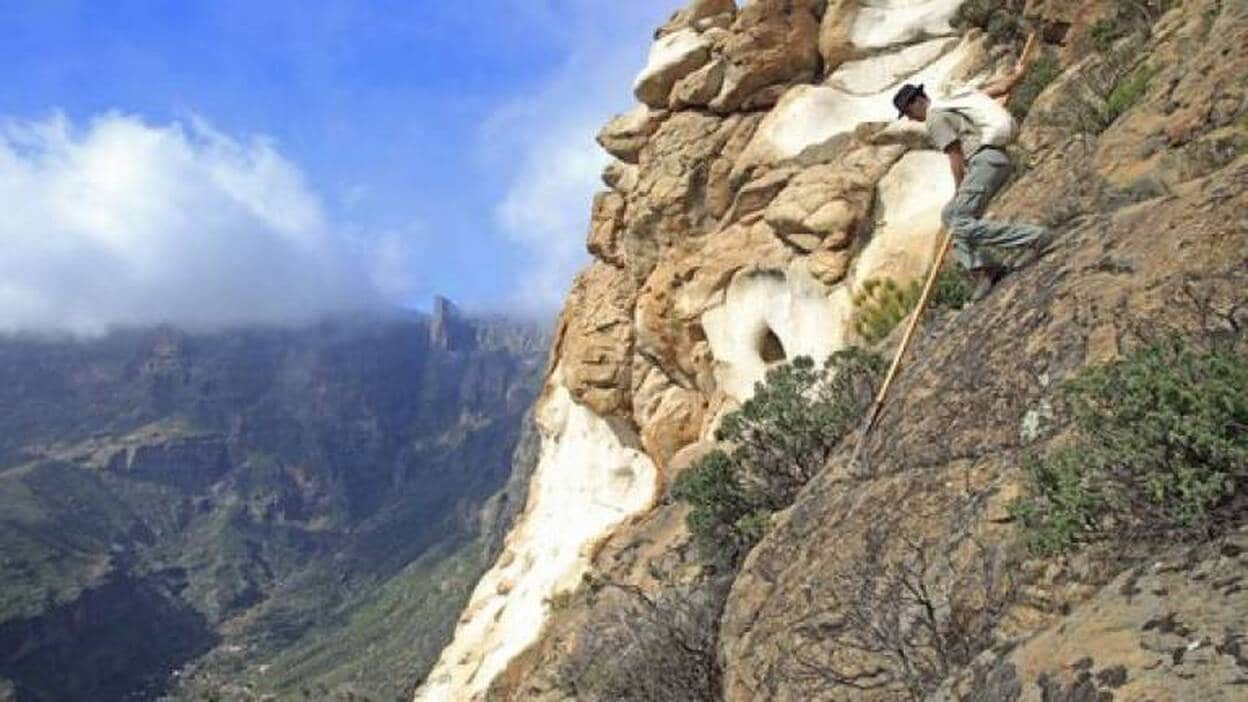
[970,263,1008,303]
[1010,229,1055,271]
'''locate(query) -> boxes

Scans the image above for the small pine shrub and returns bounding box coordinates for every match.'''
[985,11,1023,46]
[956,0,1023,46]
[1088,0,1175,52]
[1007,48,1061,119]
[932,266,974,311]
[853,278,923,344]
[1088,18,1126,53]
[1011,336,1248,554]
[674,350,885,565]
[1102,65,1155,125]
[956,0,999,28]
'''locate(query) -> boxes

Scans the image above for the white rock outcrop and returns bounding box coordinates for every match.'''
[850,149,955,290]
[702,264,852,401]
[849,0,963,49]
[736,36,974,170]
[828,37,959,94]
[414,378,658,702]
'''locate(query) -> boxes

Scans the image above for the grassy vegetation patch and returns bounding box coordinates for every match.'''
[673,350,884,565]
[1090,0,1176,52]
[853,278,922,344]
[932,266,975,311]
[1102,65,1156,126]
[1011,336,1248,555]
[1089,17,1128,53]
[1007,48,1061,120]
[957,0,1024,46]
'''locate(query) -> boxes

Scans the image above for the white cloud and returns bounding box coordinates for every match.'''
[484,1,674,313]
[0,112,396,335]
[366,229,423,302]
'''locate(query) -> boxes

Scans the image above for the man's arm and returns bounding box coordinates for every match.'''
[946,141,966,187]
[983,32,1039,100]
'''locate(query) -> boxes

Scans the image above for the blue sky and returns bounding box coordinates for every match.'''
[0,1,673,331]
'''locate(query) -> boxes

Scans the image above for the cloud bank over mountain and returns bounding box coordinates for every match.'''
[0,112,396,335]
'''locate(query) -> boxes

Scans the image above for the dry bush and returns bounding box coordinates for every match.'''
[779,528,1017,701]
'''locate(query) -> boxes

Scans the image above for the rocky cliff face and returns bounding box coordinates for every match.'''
[418,3,977,697]
[420,0,1248,700]
[0,309,545,701]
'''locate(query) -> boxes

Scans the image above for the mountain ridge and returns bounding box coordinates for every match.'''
[0,307,547,701]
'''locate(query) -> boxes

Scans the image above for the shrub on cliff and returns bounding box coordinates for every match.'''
[555,576,728,702]
[1089,0,1175,52]
[1012,334,1248,554]
[853,278,922,344]
[1007,47,1060,119]
[674,349,884,565]
[1102,64,1156,125]
[956,0,1024,46]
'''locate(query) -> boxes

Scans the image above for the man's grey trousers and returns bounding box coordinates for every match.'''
[940,147,1048,271]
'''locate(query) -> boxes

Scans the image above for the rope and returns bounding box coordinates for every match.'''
[849,227,955,471]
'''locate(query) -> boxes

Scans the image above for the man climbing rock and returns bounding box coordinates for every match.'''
[892,37,1053,301]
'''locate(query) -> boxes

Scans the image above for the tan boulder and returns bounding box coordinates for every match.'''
[847,149,953,292]
[633,220,794,399]
[632,366,708,470]
[750,140,907,253]
[548,262,638,419]
[617,112,760,279]
[706,114,765,219]
[807,248,852,286]
[721,167,797,226]
[763,166,864,250]
[597,106,667,164]
[709,0,822,113]
[587,191,626,267]
[657,0,739,37]
[818,0,858,71]
[633,29,713,108]
[601,161,639,194]
[670,57,727,109]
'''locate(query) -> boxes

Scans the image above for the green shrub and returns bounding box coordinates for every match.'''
[985,11,1023,46]
[1102,65,1155,125]
[1007,48,1061,119]
[956,0,999,28]
[1088,0,1175,52]
[675,451,766,563]
[1011,336,1248,554]
[1009,449,1109,554]
[932,266,974,311]
[956,0,1023,46]
[853,278,922,344]
[674,350,884,565]
[1089,18,1127,53]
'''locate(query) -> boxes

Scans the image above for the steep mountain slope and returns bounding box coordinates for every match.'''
[0,302,545,701]
[418,0,1248,700]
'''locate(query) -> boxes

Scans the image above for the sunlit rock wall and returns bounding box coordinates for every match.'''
[417,1,989,698]
[415,374,657,701]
